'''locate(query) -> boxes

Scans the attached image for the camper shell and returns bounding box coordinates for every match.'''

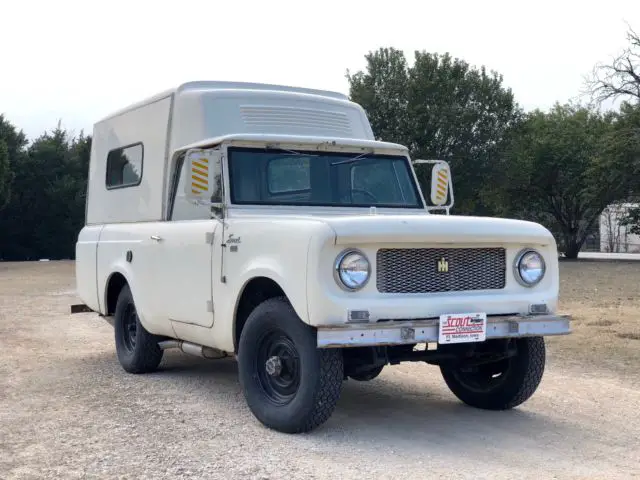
[84,81,374,225]
[73,80,572,434]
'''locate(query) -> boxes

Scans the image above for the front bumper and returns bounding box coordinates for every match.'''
[316,313,571,348]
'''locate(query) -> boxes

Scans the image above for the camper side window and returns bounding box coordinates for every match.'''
[106,143,144,189]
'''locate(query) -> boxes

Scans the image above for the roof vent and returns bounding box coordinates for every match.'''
[240,105,353,137]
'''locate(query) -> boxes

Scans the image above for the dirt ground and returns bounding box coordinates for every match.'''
[1,260,639,479]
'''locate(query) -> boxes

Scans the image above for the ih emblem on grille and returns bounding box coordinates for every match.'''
[437,257,449,273]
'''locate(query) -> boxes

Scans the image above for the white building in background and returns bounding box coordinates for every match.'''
[599,202,640,253]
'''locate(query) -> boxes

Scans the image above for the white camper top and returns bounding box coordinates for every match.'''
[98,81,351,122]
[96,80,375,148]
[87,80,383,225]
[169,81,375,151]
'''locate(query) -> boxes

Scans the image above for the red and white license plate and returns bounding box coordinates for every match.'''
[438,312,487,344]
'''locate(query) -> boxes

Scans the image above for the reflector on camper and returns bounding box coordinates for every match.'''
[188,151,210,196]
[430,163,450,206]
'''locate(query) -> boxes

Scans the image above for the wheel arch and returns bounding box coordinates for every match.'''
[104,271,130,316]
[103,267,173,339]
[233,275,299,353]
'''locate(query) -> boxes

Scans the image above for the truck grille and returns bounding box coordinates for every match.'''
[376,247,506,293]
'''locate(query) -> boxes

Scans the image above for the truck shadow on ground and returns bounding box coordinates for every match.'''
[126,350,592,452]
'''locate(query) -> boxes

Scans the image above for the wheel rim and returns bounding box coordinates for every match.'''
[122,303,138,352]
[451,357,513,394]
[255,329,300,406]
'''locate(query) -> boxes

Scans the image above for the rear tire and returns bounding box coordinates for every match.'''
[440,336,545,410]
[114,284,163,374]
[237,297,343,433]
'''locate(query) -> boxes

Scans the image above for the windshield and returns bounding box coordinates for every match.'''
[227,147,423,208]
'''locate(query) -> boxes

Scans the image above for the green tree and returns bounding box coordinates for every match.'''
[0,140,10,209]
[492,103,638,258]
[347,48,521,214]
[586,25,640,244]
[347,48,412,147]
[611,102,640,235]
[0,124,91,260]
[0,114,28,211]
[620,207,640,235]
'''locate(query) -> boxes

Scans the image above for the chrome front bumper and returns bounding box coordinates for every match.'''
[316,313,572,348]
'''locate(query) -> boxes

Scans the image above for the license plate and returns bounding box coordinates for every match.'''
[438,312,487,344]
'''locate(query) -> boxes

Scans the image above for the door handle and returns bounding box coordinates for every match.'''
[150,235,162,242]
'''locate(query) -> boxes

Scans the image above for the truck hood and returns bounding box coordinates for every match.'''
[314,213,555,246]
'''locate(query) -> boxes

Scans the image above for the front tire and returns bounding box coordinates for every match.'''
[114,284,163,374]
[237,297,343,434]
[440,336,546,410]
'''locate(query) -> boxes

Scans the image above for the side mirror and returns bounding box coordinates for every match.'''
[183,148,223,205]
[412,159,455,214]
[429,162,451,206]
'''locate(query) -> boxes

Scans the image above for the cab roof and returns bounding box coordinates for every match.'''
[174,133,410,156]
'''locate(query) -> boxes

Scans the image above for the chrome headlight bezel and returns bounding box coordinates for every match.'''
[513,248,546,287]
[334,249,371,291]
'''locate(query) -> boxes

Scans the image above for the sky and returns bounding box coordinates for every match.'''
[1,0,639,140]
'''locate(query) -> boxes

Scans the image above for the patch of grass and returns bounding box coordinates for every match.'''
[551,260,640,377]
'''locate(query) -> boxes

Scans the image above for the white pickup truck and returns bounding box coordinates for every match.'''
[71,81,571,434]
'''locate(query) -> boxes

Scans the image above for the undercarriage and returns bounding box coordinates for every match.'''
[343,338,519,381]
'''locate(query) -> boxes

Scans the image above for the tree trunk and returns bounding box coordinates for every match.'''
[563,244,581,259]
[562,234,583,259]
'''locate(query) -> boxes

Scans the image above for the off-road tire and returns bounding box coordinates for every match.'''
[440,336,546,410]
[114,284,163,374]
[237,297,343,434]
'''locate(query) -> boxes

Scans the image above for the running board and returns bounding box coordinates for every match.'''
[158,340,228,359]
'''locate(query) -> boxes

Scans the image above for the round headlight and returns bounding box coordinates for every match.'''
[515,249,546,287]
[334,250,370,291]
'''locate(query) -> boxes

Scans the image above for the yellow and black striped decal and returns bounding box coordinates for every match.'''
[190,154,209,196]
[430,163,450,206]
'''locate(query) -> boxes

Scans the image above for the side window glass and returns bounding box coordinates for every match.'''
[106,143,143,188]
[268,157,311,194]
[171,156,211,221]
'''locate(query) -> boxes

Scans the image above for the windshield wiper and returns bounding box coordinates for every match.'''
[263,146,373,164]
[329,151,373,166]
[263,146,319,157]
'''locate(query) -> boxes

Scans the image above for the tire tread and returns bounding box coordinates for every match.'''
[114,285,163,374]
[503,336,545,409]
[300,347,343,432]
[238,296,343,433]
[440,336,546,410]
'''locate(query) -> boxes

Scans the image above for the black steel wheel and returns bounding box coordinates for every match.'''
[255,330,301,406]
[114,284,163,374]
[238,297,343,434]
[440,336,546,410]
[121,303,138,353]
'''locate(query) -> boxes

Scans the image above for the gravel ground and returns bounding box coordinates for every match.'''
[1,261,639,479]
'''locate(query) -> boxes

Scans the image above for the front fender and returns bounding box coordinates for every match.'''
[220,218,336,329]
[232,260,309,324]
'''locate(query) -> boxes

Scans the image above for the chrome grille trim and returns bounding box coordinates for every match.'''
[376,247,506,293]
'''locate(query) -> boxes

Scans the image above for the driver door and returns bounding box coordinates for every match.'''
[149,153,219,328]
[149,220,217,328]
